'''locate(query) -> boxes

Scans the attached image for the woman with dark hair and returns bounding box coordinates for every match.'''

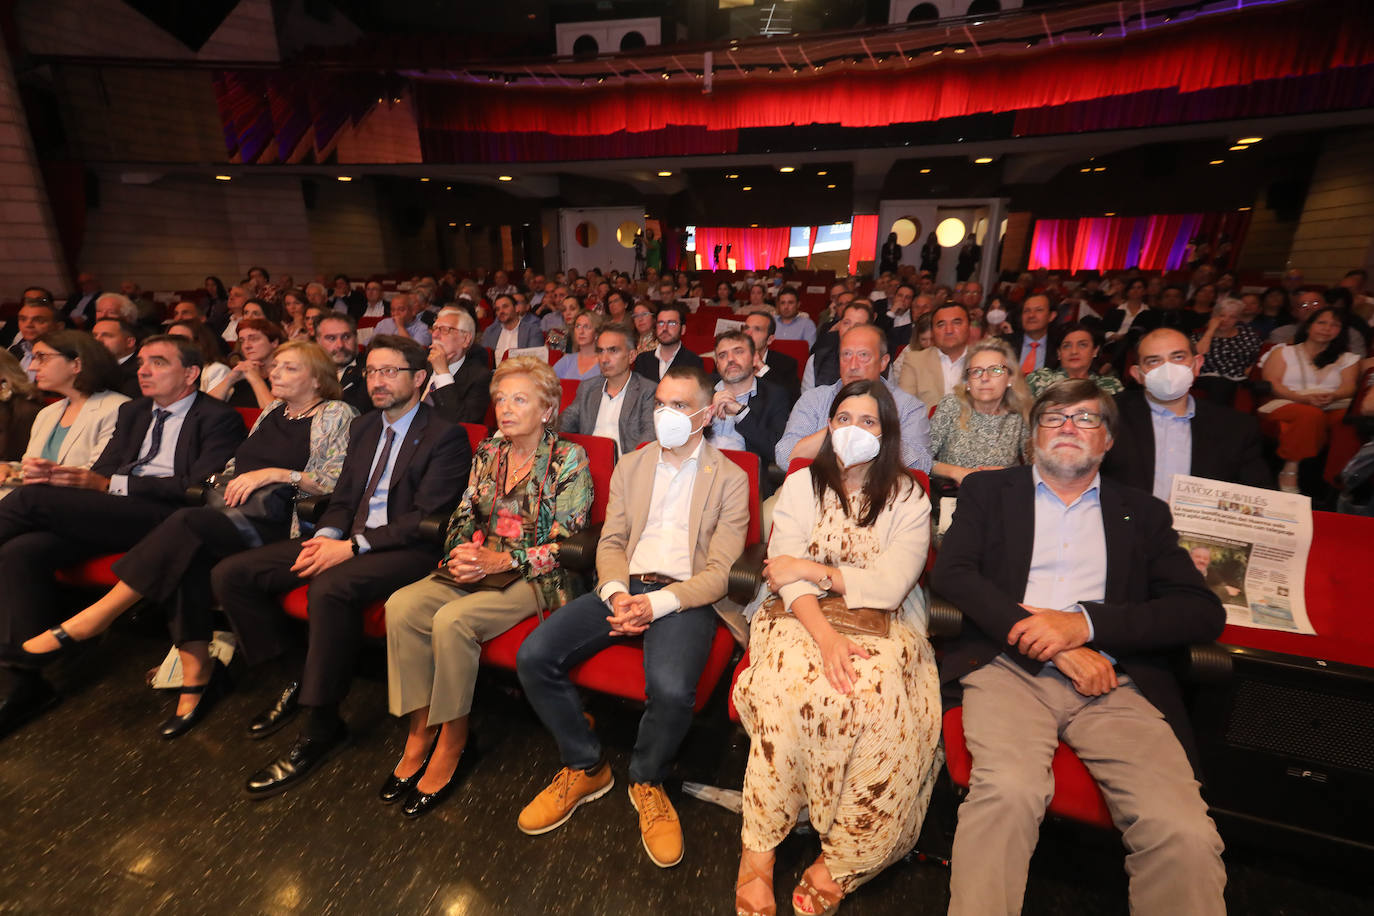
[281,288,312,341]
[0,350,43,463]
[167,319,231,393]
[733,379,940,916]
[1260,306,1361,492]
[1025,323,1122,398]
[204,276,228,311]
[920,231,941,275]
[242,297,283,325]
[209,317,284,408]
[11,340,355,736]
[630,300,659,355]
[712,280,736,310]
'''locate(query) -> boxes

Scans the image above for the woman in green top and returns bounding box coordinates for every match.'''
[1025,322,1124,398]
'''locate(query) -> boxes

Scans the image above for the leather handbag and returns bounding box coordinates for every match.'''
[430,566,521,592]
[201,473,298,548]
[760,594,891,638]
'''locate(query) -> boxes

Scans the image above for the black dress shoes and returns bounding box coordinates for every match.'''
[0,626,79,668]
[244,722,349,799]
[158,660,231,740]
[400,736,478,819]
[0,673,59,739]
[246,681,300,739]
[378,733,440,805]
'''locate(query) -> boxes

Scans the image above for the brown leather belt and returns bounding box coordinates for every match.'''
[631,573,680,586]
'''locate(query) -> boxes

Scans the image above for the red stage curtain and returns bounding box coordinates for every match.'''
[1028,211,1252,273]
[693,227,791,272]
[414,2,1372,137]
[848,215,879,277]
[806,226,819,268]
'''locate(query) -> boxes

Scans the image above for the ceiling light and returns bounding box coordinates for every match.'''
[1104,212,1116,216]
[336,176,352,182]
[741,186,753,191]
[779,166,795,173]
[826,184,836,189]
[933,49,943,56]
[974,157,993,164]
[464,222,471,227]
[1092,167,1106,172]
[1209,159,1224,165]
[919,168,931,174]
[954,47,966,54]
[420,177,430,182]
[214,175,231,181]
[1237,136,1263,145]
[1238,206,1252,212]
[750,223,759,228]
[1079,168,1091,173]
[816,170,828,176]
[1229,145,1249,151]
[725,173,739,179]
[657,170,673,177]
[448,222,456,227]
[498,175,513,181]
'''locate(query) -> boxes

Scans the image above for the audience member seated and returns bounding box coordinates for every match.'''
[630,300,658,355]
[0,335,245,736]
[552,310,604,381]
[372,292,432,347]
[1103,328,1270,498]
[382,357,592,818]
[328,274,363,316]
[0,351,44,462]
[1259,307,1361,492]
[517,366,749,867]
[740,311,800,402]
[6,330,127,495]
[425,307,492,425]
[90,317,143,399]
[734,379,940,916]
[62,272,103,328]
[779,324,932,477]
[633,303,702,382]
[1025,322,1122,398]
[209,318,284,409]
[900,302,971,408]
[930,339,1030,486]
[9,341,353,737]
[217,286,249,341]
[202,276,228,325]
[708,331,788,496]
[559,323,654,456]
[1002,294,1052,376]
[542,294,582,353]
[1267,287,1367,357]
[7,294,59,378]
[166,320,231,393]
[280,289,311,341]
[711,281,736,310]
[1101,277,1150,344]
[309,313,370,414]
[1135,283,1201,336]
[481,293,541,361]
[932,379,1226,916]
[1193,298,1264,405]
[803,300,873,392]
[773,287,816,348]
[355,280,387,321]
[217,335,472,796]
[604,289,632,326]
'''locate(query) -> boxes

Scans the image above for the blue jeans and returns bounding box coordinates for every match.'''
[516,580,717,784]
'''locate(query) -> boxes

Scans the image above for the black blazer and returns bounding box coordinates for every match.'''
[113,357,142,399]
[633,345,703,382]
[316,404,471,553]
[761,349,800,402]
[1101,389,1272,494]
[337,361,372,415]
[931,466,1225,775]
[91,392,246,504]
[731,377,790,497]
[430,355,492,426]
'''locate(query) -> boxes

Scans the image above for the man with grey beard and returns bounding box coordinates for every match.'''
[932,378,1226,916]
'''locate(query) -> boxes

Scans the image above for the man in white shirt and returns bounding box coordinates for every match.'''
[559,325,655,455]
[516,366,749,869]
[358,281,387,319]
[479,293,539,359]
[898,302,970,408]
[371,292,432,347]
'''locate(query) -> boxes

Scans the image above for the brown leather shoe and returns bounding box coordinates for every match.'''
[628,782,683,868]
[517,764,613,835]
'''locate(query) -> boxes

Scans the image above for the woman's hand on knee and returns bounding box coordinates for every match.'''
[815,632,870,695]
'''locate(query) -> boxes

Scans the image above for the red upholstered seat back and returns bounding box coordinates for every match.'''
[717,448,762,546]
[769,339,809,380]
[235,407,261,430]
[558,432,615,526]
[460,423,488,456]
[558,379,579,412]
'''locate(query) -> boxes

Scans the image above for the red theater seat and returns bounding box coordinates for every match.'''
[54,553,123,589]
[235,407,261,430]
[559,379,580,412]
[769,339,809,380]
[461,423,488,455]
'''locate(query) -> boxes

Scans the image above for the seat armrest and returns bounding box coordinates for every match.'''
[559,525,603,572]
[1179,642,1232,684]
[727,541,768,604]
[185,484,208,506]
[417,511,451,543]
[927,592,964,639]
[295,494,330,525]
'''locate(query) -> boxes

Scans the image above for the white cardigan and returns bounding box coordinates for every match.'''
[23,389,130,468]
[761,466,932,634]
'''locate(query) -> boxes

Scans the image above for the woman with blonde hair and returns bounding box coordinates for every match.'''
[383,356,593,817]
[929,338,1030,485]
[552,310,605,381]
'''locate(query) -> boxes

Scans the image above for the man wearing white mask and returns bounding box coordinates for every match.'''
[1102,328,1271,500]
[515,365,749,870]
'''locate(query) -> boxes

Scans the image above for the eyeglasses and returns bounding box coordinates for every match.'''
[966,365,1009,379]
[1038,410,1104,429]
[29,352,67,365]
[362,366,416,379]
[431,325,466,336]
[656,319,681,328]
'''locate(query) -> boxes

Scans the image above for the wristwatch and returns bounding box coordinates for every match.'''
[817,571,833,591]
[289,470,302,486]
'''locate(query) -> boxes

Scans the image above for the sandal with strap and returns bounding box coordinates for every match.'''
[736,857,777,916]
[791,860,844,916]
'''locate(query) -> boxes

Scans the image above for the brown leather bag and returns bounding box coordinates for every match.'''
[760,594,891,638]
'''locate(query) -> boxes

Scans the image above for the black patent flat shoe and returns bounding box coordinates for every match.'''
[0,626,79,668]
[379,732,440,805]
[157,661,230,740]
[400,734,478,819]
[246,681,300,740]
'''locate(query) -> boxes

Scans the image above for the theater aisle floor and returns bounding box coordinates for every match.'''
[0,628,1367,916]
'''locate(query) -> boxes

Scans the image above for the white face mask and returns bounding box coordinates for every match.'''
[654,405,707,449]
[1143,360,1195,401]
[830,424,882,468]
[985,307,1007,327]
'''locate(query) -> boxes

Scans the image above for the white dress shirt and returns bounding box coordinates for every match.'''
[108,391,197,495]
[938,347,968,397]
[655,343,681,379]
[495,326,520,361]
[429,354,467,395]
[592,377,629,443]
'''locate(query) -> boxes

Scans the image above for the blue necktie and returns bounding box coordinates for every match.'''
[126,409,171,475]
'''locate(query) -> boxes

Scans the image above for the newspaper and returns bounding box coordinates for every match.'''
[1168,475,1315,634]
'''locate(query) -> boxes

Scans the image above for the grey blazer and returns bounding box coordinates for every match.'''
[558,371,656,456]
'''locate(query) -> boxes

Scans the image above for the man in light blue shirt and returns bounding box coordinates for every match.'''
[772,287,817,348]
[371,292,432,346]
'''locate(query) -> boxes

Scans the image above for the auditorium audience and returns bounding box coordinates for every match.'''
[1260,307,1361,492]
[708,331,789,496]
[552,310,604,381]
[281,289,311,341]
[773,286,817,347]
[1025,323,1122,398]
[630,300,658,355]
[0,350,44,463]
[382,356,591,817]
[372,292,432,347]
[634,303,702,381]
[1268,288,1367,356]
[1193,298,1264,404]
[899,302,971,408]
[62,272,103,327]
[559,323,655,455]
[166,319,232,393]
[734,379,939,916]
[209,317,284,408]
[426,307,492,425]
[930,339,1030,485]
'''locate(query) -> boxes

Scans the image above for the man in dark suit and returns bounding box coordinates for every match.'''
[91,317,144,398]
[6,294,60,374]
[426,307,491,426]
[328,274,365,316]
[62,272,103,327]
[1103,328,1272,500]
[634,303,702,382]
[931,379,1226,916]
[314,314,372,414]
[218,335,472,796]
[709,330,788,497]
[740,311,800,402]
[560,324,655,456]
[0,335,245,735]
[1000,294,1053,376]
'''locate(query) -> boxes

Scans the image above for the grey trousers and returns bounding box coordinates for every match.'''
[385,574,539,726]
[948,656,1226,916]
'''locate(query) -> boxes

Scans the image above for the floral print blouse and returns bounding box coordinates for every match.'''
[443,428,593,610]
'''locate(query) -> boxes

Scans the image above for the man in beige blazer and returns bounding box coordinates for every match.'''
[515,365,749,869]
[899,302,971,409]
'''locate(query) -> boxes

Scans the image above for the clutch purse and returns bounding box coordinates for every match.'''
[430,566,522,592]
[760,594,891,638]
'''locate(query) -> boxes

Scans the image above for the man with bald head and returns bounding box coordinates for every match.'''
[371,291,431,346]
[1102,328,1270,500]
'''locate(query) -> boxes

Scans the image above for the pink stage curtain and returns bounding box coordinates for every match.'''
[1028,211,1250,273]
[848,215,879,277]
[693,226,791,272]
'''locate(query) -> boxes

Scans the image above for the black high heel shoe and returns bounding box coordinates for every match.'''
[400,733,479,819]
[158,661,230,740]
[0,626,78,668]
[378,732,440,805]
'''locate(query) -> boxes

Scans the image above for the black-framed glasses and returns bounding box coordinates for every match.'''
[1038,410,1104,429]
[966,365,1009,379]
[362,366,416,379]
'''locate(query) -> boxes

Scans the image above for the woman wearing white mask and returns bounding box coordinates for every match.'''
[732,379,941,916]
